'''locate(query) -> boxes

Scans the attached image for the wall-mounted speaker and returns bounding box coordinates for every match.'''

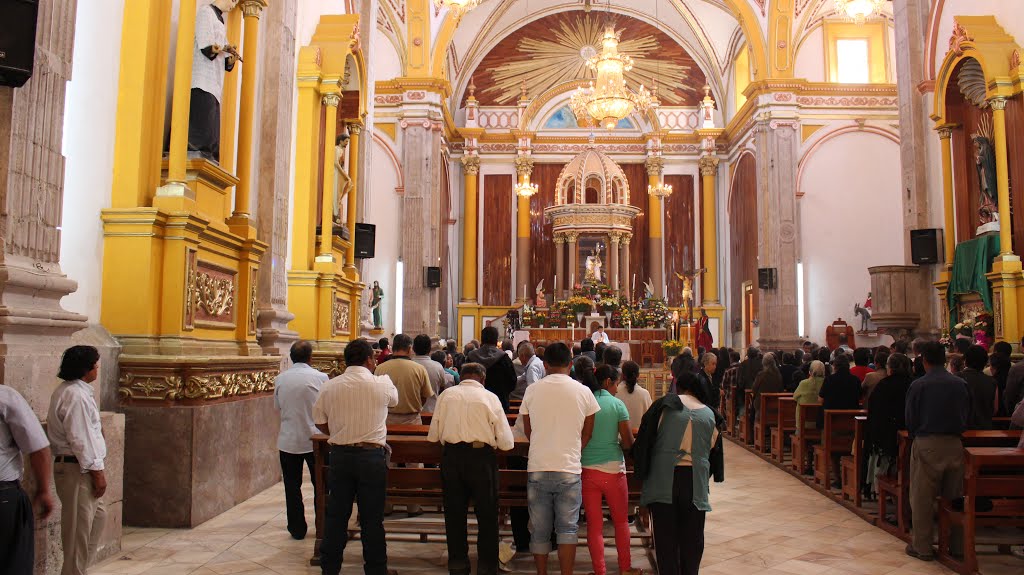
[910,228,942,265]
[354,223,376,259]
[758,267,777,290]
[425,266,441,288]
[0,1,38,88]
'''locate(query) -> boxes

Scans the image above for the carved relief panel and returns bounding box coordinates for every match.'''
[193,263,237,328]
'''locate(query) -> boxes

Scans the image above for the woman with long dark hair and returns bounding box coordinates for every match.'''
[616,361,652,430]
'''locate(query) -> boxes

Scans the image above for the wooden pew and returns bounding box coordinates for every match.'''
[937,447,1024,574]
[754,393,788,453]
[839,415,867,507]
[813,410,866,489]
[791,403,822,475]
[771,397,797,464]
[420,413,518,427]
[740,390,754,445]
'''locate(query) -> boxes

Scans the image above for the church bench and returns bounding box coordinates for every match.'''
[839,415,868,507]
[992,416,1010,430]
[419,413,518,427]
[770,397,797,463]
[754,393,788,453]
[812,410,866,489]
[936,447,1024,575]
[790,403,822,475]
[740,390,754,445]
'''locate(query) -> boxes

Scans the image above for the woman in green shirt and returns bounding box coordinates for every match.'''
[793,360,825,431]
[580,364,639,575]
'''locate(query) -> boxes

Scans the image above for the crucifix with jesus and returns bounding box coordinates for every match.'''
[675,268,706,324]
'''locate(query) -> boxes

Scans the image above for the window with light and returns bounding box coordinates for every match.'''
[835,38,870,84]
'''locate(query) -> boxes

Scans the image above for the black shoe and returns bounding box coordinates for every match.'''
[289,528,307,540]
[905,544,935,561]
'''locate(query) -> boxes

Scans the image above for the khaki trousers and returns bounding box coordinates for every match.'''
[54,462,107,575]
[909,435,963,555]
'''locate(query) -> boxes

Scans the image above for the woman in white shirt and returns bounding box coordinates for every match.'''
[616,361,653,430]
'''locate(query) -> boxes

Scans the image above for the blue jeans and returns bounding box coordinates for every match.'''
[526,472,583,554]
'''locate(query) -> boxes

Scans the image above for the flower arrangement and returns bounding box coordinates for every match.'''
[521,307,534,327]
[944,313,994,350]
[566,296,593,314]
[532,310,548,328]
[662,339,683,356]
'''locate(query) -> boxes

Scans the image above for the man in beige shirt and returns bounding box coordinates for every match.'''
[374,334,433,425]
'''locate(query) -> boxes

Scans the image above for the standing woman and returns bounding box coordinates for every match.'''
[636,371,720,575]
[581,365,639,575]
[617,361,653,430]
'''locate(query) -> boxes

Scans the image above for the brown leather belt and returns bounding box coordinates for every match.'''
[448,441,491,449]
[335,442,384,450]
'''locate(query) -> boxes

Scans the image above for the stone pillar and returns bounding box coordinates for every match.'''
[645,157,665,297]
[344,121,363,279]
[461,156,480,303]
[401,119,443,334]
[567,232,579,291]
[608,233,620,292]
[230,0,267,224]
[515,155,534,303]
[937,126,956,270]
[754,115,801,350]
[699,155,720,304]
[255,0,298,361]
[554,234,565,298]
[621,233,632,299]
[318,94,341,261]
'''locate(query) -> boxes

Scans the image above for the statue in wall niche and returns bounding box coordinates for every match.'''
[334,132,351,227]
[188,0,242,161]
[584,246,603,284]
[535,279,547,308]
[973,114,999,226]
[369,281,384,330]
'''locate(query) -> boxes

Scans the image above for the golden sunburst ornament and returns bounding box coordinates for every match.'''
[435,0,482,17]
[569,25,653,130]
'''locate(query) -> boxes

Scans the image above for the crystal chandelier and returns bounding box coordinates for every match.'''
[834,0,884,24]
[515,177,539,198]
[647,180,673,199]
[434,0,482,17]
[569,26,653,130]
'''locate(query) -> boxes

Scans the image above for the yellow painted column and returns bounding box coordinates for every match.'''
[937,126,956,270]
[515,155,533,302]
[218,9,242,171]
[646,156,664,297]
[462,156,480,303]
[344,121,363,279]
[317,93,341,262]
[162,0,198,191]
[290,47,323,270]
[232,0,267,222]
[991,98,1013,258]
[699,155,720,304]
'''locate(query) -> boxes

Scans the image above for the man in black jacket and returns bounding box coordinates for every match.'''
[467,326,518,411]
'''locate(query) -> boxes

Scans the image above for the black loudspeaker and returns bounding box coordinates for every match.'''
[354,223,376,259]
[910,228,942,265]
[425,266,441,288]
[0,1,39,88]
[758,267,777,290]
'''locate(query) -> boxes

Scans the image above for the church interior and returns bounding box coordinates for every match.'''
[1,0,1023,574]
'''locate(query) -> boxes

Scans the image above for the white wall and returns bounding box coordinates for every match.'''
[799,130,904,344]
[932,0,1024,78]
[372,27,404,82]
[794,27,826,82]
[359,134,403,336]
[60,0,126,322]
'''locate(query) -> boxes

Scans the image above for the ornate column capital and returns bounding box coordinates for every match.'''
[321,93,341,108]
[565,231,580,243]
[240,0,268,19]
[609,232,622,245]
[989,97,1007,111]
[699,156,720,176]
[621,232,632,245]
[462,156,480,175]
[347,122,363,136]
[645,156,664,177]
[515,155,535,178]
[936,126,954,140]
[553,233,566,245]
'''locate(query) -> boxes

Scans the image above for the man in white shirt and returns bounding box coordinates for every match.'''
[48,345,108,575]
[313,339,399,575]
[1,385,55,573]
[427,363,515,575]
[511,342,545,402]
[274,341,328,540]
[521,342,601,575]
[410,334,449,413]
[591,326,610,345]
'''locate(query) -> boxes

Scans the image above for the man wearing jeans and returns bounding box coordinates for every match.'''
[313,339,399,575]
[521,343,600,575]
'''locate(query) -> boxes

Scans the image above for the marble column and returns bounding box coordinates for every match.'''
[645,157,665,297]
[754,115,801,350]
[567,232,579,292]
[608,233,620,292]
[255,0,298,361]
[401,119,443,334]
[554,234,565,298]
[621,233,632,299]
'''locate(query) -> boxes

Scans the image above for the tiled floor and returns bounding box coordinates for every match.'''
[92,440,1022,574]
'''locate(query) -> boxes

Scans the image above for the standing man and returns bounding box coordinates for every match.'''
[48,345,108,575]
[1,385,55,572]
[314,339,399,575]
[512,342,545,402]
[274,341,328,540]
[521,342,601,575]
[411,334,449,413]
[427,363,515,575]
[468,327,518,412]
[904,341,971,562]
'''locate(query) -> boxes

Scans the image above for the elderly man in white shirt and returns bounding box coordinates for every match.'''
[511,341,545,402]
[313,339,399,575]
[428,362,514,575]
[274,341,328,540]
[48,345,108,575]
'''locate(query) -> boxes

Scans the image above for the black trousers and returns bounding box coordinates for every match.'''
[649,467,706,575]
[280,451,316,539]
[0,481,34,574]
[507,456,531,550]
[442,444,500,575]
[320,446,389,575]
[187,87,221,158]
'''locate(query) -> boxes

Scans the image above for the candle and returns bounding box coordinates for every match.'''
[523,284,527,302]
[570,273,575,290]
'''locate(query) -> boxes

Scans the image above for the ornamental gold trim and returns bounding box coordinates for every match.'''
[118,370,278,402]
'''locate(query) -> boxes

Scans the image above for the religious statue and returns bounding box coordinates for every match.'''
[334,133,351,227]
[973,114,999,226]
[854,301,872,333]
[695,308,713,352]
[643,278,655,300]
[535,279,547,308]
[369,281,384,329]
[675,270,704,323]
[584,246,603,284]
[187,0,242,160]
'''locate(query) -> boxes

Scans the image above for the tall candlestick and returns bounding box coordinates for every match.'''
[571,273,575,291]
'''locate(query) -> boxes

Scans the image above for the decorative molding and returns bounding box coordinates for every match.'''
[248,268,258,336]
[645,156,664,177]
[118,364,279,403]
[949,20,974,58]
[333,297,351,335]
[194,265,236,323]
[794,95,897,107]
[183,249,198,330]
[374,94,403,105]
[462,156,481,175]
[239,0,267,19]
[514,155,535,177]
[1012,50,1021,71]
[989,97,1007,111]
[322,93,341,108]
[773,92,794,102]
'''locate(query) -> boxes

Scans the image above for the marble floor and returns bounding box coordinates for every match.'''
[92,440,1022,575]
